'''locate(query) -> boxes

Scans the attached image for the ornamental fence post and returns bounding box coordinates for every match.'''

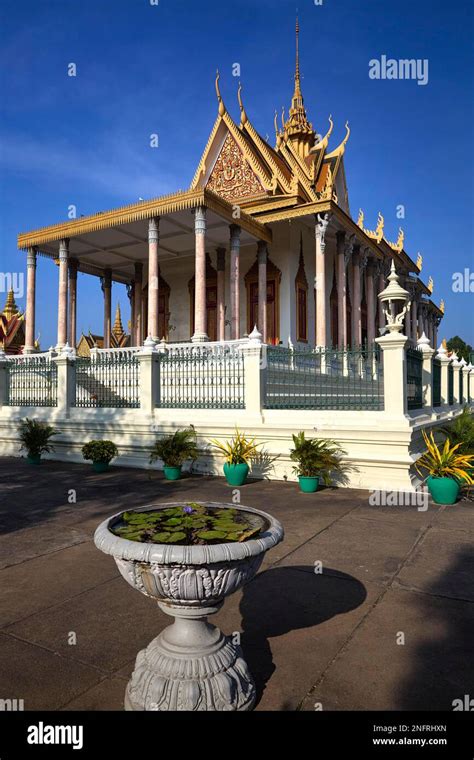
[374,332,409,417]
[241,327,265,419]
[138,337,161,413]
[52,344,76,415]
[451,354,462,406]
[417,332,435,411]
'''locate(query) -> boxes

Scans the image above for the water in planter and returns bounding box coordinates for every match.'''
[111,502,266,545]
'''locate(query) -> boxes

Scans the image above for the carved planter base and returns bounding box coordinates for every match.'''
[94,501,284,711]
[125,606,255,711]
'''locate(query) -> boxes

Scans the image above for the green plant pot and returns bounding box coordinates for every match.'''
[223,462,249,486]
[427,476,460,505]
[163,465,182,481]
[298,476,320,493]
[93,462,109,474]
[27,455,41,465]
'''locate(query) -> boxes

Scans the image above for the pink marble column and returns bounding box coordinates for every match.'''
[192,206,208,342]
[57,238,69,348]
[229,224,241,340]
[336,231,346,347]
[352,246,362,346]
[366,261,376,345]
[315,213,330,347]
[68,259,78,349]
[134,262,143,346]
[24,247,37,352]
[147,217,160,340]
[102,269,112,349]
[216,247,226,341]
[257,241,267,342]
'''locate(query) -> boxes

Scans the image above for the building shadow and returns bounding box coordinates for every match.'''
[396,547,474,710]
[239,565,367,707]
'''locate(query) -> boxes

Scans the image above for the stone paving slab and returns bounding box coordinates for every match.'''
[0,457,472,711]
[298,587,474,711]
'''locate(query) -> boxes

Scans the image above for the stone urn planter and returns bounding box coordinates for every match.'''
[94,501,284,711]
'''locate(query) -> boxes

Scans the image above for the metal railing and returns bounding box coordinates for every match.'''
[6,355,58,406]
[74,353,140,408]
[448,363,454,405]
[264,344,384,410]
[432,357,441,407]
[406,346,423,410]
[159,344,245,409]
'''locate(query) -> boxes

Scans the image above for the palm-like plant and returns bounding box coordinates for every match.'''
[415,430,474,483]
[440,407,474,457]
[150,428,199,468]
[18,418,56,458]
[210,428,261,465]
[290,432,346,485]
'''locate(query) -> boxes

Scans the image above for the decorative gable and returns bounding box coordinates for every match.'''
[207,132,264,201]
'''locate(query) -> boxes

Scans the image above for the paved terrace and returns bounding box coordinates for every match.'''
[0,458,472,711]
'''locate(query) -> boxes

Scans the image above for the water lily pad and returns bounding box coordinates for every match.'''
[196,530,228,540]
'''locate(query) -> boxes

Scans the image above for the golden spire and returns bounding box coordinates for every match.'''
[215,70,225,117]
[2,288,19,320]
[284,17,315,157]
[112,302,125,339]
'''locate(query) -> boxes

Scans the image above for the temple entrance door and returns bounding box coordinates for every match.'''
[249,280,278,344]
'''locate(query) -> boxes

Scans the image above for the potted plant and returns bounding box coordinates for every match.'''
[149,427,198,481]
[415,430,474,504]
[94,501,284,710]
[210,428,262,486]
[18,418,56,464]
[82,440,118,473]
[290,431,347,493]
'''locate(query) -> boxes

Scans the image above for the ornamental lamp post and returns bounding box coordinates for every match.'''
[377,259,411,336]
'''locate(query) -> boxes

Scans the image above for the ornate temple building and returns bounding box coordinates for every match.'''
[0,289,27,354]
[16,21,444,352]
[77,303,130,357]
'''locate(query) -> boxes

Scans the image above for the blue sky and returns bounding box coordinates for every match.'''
[0,0,473,347]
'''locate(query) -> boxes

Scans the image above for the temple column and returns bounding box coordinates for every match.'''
[257,241,267,342]
[68,259,78,350]
[418,303,425,338]
[57,238,69,349]
[336,231,346,347]
[192,206,208,343]
[378,264,386,334]
[229,224,241,340]
[216,247,226,342]
[134,262,143,346]
[352,245,361,346]
[315,213,330,347]
[127,282,135,346]
[366,260,376,345]
[24,247,37,353]
[101,269,112,349]
[147,217,160,341]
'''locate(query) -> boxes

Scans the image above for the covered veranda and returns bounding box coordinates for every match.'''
[17,188,272,352]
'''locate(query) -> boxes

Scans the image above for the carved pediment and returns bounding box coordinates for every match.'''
[207,132,264,201]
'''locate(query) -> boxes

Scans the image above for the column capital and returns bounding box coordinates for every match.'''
[68,258,79,279]
[148,216,160,243]
[315,212,331,253]
[26,247,37,268]
[58,238,69,261]
[100,268,112,293]
[359,248,370,272]
[194,205,207,234]
[229,223,241,245]
[336,229,346,247]
[126,282,134,302]
[134,261,143,278]
[344,233,355,267]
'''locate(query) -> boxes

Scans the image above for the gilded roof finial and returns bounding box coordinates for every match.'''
[375,211,384,242]
[112,302,125,339]
[295,16,301,95]
[274,110,282,149]
[283,17,315,156]
[416,253,423,271]
[357,209,364,229]
[428,276,434,294]
[2,288,19,320]
[237,82,247,126]
[215,70,225,117]
[440,299,445,314]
